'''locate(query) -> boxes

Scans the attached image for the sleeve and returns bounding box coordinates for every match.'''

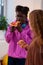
[21,28,33,46]
[26,29,34,45]
[5,25,13,43]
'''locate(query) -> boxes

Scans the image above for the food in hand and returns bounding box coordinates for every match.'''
[10,21,20,27]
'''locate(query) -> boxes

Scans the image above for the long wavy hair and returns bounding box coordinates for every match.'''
[29,10,43,39]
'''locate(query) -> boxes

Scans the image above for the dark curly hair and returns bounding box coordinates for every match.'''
[15,5,29,17]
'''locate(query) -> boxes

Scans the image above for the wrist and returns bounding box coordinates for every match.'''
[25,44,29,50]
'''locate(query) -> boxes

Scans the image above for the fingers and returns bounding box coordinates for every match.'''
[17,40,27,48]
[10,21,20,27]
[17,40,25,45]
[10,21,20,32]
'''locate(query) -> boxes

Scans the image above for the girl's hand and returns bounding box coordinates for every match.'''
[17,40,28,49]
[10,21,20,27]
[10,21,20,32]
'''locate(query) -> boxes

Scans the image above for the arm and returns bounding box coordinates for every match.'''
[17,29,33,50]
[22,29,34,50]
[17,25,34,50]
[5,25,14,43]
[23,29,34,50]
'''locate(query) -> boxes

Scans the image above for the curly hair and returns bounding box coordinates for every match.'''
[15,5,29,17]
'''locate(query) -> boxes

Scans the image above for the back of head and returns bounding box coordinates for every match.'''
[29,10,43,65]
[29,10,43,39]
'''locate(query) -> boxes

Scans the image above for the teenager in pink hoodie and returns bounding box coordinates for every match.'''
[5,5,33,65]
